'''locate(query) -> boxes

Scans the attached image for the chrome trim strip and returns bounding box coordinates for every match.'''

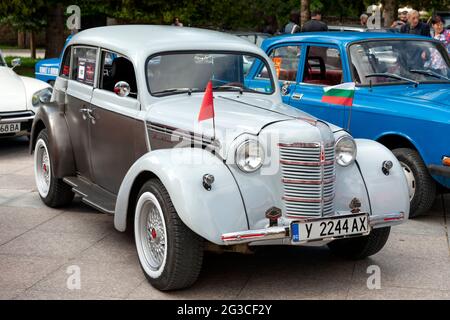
[282,177,336,185]
[283,195,335,203]
[280,159,334,166]
[0,116,34,123]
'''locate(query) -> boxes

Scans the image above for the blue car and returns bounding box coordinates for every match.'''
[35,35,72,85]
[250,32,450,217]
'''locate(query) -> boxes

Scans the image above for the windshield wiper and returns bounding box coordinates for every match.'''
[152,87,200,96]
[213,85,262,94]
[410,69,450,81]
[213,85,244,94]
[365,73,419,87]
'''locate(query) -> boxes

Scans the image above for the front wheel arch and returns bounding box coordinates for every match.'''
[126,170,158,234]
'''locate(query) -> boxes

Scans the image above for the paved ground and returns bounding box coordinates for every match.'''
[0,136,449,300]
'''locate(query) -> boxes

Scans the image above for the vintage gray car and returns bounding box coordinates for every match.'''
[31,25,409,291]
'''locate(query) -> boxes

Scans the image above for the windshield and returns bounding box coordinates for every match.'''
[350,40,450,85]
[146,52,274,96]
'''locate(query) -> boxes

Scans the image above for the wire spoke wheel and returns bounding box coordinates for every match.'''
[34,138,51,197]
[135,192,168,276]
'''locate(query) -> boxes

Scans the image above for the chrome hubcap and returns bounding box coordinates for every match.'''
[400,161,416,200]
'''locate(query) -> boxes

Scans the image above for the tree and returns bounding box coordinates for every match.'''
[383,0,397,28]
[0,0,46,59]
[301,0,310,26]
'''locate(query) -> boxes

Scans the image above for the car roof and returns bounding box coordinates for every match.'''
[68,25,266,61]
[264,31,436,48]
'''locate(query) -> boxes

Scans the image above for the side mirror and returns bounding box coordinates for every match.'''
[114,81,130,97]
[11,58,21,69]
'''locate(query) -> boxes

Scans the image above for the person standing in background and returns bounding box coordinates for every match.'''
[301,10,328,32]
[263,15,279,35]
[360,14,368,28]
[284,10,301,34]
[172,17,183,27]
[391,10,409,29]
[431,16,450,54]
[400,10,431,37]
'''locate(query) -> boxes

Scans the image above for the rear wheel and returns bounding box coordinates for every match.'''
[328,227,390,260]
[134,179,203,291]
[392,148,436,217]
[34,129,74,207]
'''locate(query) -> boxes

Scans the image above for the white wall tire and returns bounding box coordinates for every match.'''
[135,192,168,279]
[33,129,74,207]
[34,138,51,198]
[134,179,204,291]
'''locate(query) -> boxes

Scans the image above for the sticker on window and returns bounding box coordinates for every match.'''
[194,54,213,64]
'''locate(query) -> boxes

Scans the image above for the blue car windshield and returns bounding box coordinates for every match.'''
[146,52,274,96]
[350,40,450,85]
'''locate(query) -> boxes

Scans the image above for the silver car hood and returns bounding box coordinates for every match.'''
[146,93,339,158]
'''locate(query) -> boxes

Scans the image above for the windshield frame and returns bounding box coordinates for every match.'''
[145,50,276,97]
[347,38,450,87]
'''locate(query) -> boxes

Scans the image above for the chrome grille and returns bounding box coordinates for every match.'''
[279,142,335,217]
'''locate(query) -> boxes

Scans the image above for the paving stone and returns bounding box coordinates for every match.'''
[0,206,61,231]
[0,230,104,259]
[80,231,138,263]
[32,259,144,299]
[347,285,450,300]
[0,254,66,290]
[351,253,450,291]
[34,211,114,236]
[383,232,449,261]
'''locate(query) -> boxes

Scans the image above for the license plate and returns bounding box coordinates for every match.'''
[0,123,20,134]
[291,213,370,243]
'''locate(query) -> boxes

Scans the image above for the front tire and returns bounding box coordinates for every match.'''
[134,179,203,291]
[34,129,74,207]
[328,227,390,260]
[392,148,436,217]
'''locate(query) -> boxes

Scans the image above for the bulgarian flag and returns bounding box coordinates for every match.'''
[321,82,356,106]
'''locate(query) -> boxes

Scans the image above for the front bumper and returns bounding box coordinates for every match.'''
[221,211,405,245]
[428,164,450,178]
[0,111,35,137]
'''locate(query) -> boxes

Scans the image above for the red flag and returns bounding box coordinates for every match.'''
[198,81,215,122]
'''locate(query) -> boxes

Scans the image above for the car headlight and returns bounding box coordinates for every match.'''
[32,87,52,107]
[335,135,357,167]
[235,140,264,173]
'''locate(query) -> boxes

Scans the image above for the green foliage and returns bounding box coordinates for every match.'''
[1,0,449,33]
[4,56,40,77]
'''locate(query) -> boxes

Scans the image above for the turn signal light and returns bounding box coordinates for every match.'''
[443,157,450,167]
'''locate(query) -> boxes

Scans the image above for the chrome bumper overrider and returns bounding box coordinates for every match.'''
[221,211,405,245]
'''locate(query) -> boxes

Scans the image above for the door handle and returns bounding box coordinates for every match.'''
[79,108,96,123]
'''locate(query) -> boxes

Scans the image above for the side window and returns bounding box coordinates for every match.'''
[302,46,343,86]
[99,51,138,98]
[59,46,71,78]
[71,47,97,86]
[258,46,301,82]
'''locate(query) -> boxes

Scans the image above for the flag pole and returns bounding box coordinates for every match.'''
[212,96,216,141]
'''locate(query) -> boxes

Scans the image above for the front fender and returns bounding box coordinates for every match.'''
[114,148,248,244]
[355,139,410,224]
[30,103,75,178]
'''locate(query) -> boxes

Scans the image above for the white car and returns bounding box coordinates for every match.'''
[0,50,52,138]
